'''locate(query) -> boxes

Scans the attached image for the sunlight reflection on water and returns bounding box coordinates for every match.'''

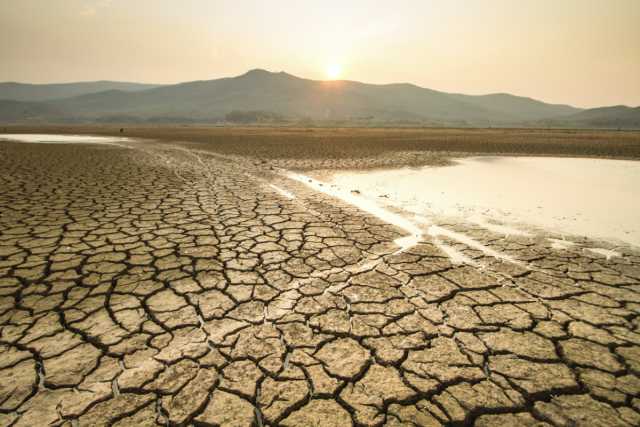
[329,157,640,247]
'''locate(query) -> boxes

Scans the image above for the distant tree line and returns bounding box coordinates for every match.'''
[225,110,284,123]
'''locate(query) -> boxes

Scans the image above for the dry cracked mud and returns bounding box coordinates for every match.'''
[0,139,639,426]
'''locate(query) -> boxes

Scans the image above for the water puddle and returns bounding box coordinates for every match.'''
[329,157,640,247]
[287,170,534,265]
[0,134,132,147]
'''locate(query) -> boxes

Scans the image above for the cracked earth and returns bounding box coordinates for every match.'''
[0,139,639,426]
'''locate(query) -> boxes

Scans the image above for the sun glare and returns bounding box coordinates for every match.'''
[326,64,342,80]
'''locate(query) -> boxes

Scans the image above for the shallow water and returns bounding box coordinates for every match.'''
[0,134,131,146]
[328,157,640,247]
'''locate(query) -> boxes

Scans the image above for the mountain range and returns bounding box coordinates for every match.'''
[1,69,638,128]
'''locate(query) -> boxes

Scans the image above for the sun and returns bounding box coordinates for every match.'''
[326,64,342,80]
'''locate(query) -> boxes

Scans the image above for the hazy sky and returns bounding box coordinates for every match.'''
[1,0,638,107]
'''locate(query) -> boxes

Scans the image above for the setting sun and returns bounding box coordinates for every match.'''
[326,63,342,80]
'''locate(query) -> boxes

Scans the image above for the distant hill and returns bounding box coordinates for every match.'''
[450,93,577,122]
[0,69,637,128]
[44,69,584,123]
[0,100,63,122]
[556,106,640,128]
[0,81,161,102]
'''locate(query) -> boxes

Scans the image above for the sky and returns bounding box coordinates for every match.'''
[0,0,638,108]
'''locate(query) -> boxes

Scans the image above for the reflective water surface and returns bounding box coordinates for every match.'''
[328,157,640,247]
[0,134,131,146]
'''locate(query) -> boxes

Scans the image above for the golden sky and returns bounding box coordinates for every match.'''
[1,0,638,107]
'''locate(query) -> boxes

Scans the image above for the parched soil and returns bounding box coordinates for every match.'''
[0,137,639,426]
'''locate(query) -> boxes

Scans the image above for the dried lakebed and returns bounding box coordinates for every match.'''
[0,134,639,426]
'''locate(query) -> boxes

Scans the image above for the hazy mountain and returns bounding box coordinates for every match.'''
[450,93,578,121]
[0,69,636,127]
[532,105,640,129]
[0,81,161,102]
[565,106,640,128]
[38,69,582,124]
[49,70,504,122]
[0,100,63,122]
